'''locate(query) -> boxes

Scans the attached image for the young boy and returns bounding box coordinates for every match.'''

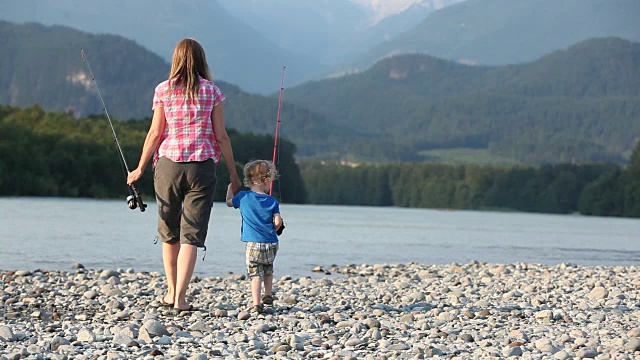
[226,160,284,313]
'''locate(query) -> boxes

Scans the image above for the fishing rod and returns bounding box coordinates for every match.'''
[270,66,286,197]
[81,48,147,212]
[271,67,286,236]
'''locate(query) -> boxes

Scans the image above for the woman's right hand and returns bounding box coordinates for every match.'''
[127,167,143,185]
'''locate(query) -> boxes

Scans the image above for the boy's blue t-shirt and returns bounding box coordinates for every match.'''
[232,190,280,243]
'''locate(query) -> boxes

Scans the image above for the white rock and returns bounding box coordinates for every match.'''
[587,287,608,300]
[77,328,96,343]
[0,326,15,342]
[575,346,598,358]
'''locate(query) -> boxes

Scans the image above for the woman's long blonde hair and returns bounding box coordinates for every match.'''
[169,38,212,99]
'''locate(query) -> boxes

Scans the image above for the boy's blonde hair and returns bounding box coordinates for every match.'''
[243,160,277,187]
[169,38,212,99]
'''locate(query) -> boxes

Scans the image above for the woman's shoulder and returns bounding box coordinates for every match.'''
[200,78,225,103]
[155,79,171,92]
[200,78,221,89]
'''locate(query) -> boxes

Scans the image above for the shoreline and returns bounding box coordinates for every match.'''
[1,262,639,359]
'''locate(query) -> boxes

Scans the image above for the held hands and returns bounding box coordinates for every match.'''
[229,174,242,194]
[225,183,236,207]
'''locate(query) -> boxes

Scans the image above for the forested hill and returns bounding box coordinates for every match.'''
[0,0,315,94]
[286,37,640,164]
[0,21,167,120]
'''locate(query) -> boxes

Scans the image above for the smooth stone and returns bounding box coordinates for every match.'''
[137,326,153,344]
[503,346,523,357]
[100,270,120,278]
[625,338,640,352]
[113,332,134,346]
[237,311,250,320]
[0,326,15,342]
[83,290,98,299]
[388,343,410,351]
[77,328,96,343]
[363,318,380,329]
[587,287,608,300]
[345,337,362,347]
[156,336,172,345]
[575,346,598,358]
[143,320,170,337]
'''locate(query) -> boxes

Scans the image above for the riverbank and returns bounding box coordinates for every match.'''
[1,262,639,359]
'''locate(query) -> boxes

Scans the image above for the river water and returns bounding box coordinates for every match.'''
[1,197,638,277]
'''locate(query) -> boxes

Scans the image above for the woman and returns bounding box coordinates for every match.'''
[127,38,242,312]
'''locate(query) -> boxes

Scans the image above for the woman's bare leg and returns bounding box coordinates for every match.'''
[162,241,180,304]
[174,244,197,309]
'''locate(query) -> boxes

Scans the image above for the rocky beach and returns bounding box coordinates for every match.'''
[1,262,639,359]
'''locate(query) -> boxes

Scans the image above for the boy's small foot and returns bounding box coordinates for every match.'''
[251,304,264,314]
[262,294,274,305]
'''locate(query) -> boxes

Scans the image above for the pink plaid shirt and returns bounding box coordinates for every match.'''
[152,77,225,167]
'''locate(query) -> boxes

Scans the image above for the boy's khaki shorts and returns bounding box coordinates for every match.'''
[245,242,279,278]
[154,157,216,247]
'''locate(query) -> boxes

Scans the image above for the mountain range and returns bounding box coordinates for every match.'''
[217,0,464,66]
[286,37,640,164]
[1,19,639,165]
[0,0,315,94]
[354,0,640,70]
[5,0,636,94]
[0,21,345,158]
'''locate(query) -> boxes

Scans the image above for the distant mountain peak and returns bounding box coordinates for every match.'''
[352,0,465,24]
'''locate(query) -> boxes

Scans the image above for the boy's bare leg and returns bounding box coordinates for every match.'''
[264,273,273,296]
[251,277,262,306]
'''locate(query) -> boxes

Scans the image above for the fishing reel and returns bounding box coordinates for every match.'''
[127,184,148,212]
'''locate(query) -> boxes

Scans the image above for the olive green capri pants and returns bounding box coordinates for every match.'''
[154,157,217,248]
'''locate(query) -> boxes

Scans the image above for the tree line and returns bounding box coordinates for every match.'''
[2,105,639,218]
[0,105,306,203]
[300,141,640,218]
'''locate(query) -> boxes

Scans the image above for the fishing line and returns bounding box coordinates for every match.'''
[270,66,286,199]
[81,48,147,212]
